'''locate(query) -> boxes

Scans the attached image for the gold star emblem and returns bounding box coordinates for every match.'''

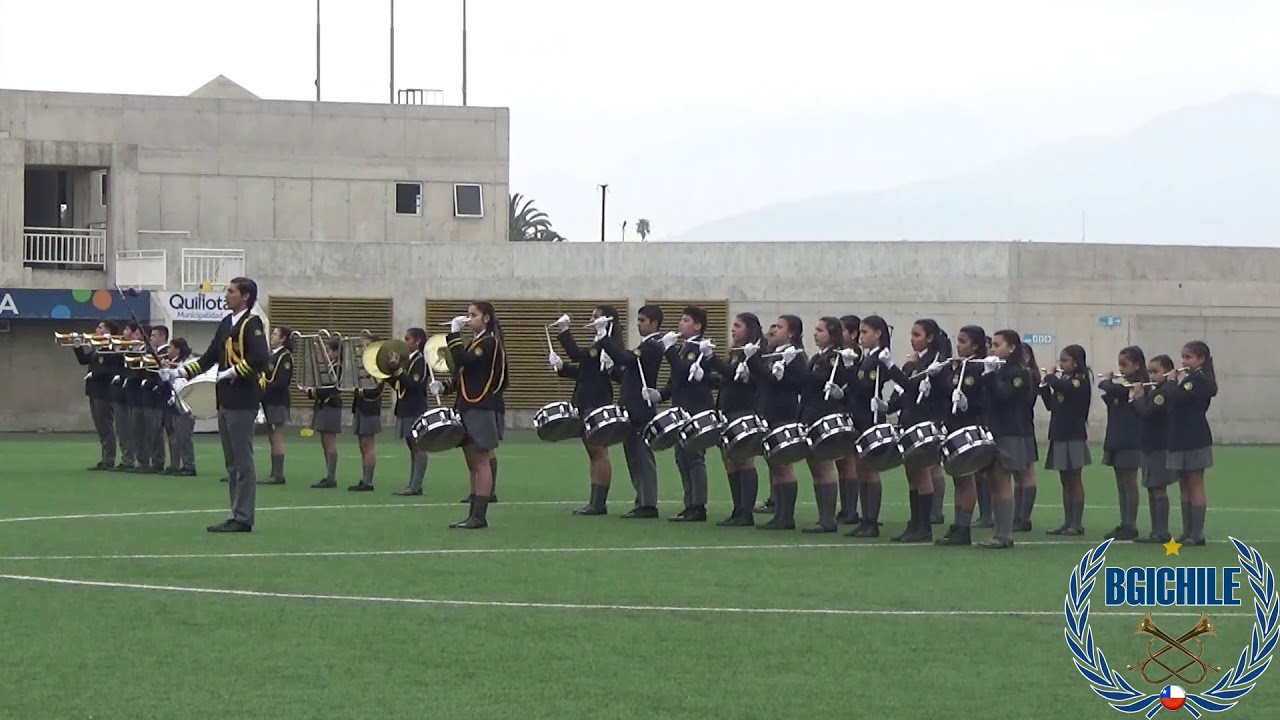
[1164,538,1182,556]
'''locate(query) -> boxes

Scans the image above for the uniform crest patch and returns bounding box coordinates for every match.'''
[589,349,598,358]
[1154,395,1166,406]
[97,357,103,364]
[859,371,867,380]
[1071,378,1081,388]
[1183,381,1193,391]
[964,376,975,386]
[284,362,291,370]
[686,353,696,361]
[1056,394,1065,403]
[254,329,263,336]
[475,347,484,357]
[633,349,641,356]
[1013,377,1025,388]
[412,374,421,382]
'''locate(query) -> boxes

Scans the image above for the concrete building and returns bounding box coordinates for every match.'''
[1,83,1276,443]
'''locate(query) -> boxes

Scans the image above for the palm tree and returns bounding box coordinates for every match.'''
[635,218,651,242]
[509,193,565,242]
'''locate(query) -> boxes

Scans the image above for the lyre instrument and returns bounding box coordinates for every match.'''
[292,329,343,391]
[1127,612,1221,686]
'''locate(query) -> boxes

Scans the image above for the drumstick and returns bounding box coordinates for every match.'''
[951,358,970,415]
[544,326,555,356]
[822,349,840,401]
[426,360,442,406]
[637,339,654,406]
[873,365,882,422]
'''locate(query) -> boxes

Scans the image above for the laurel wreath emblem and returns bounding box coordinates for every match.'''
[1064,537,1279,718]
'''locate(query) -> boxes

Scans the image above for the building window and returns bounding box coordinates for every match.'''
[395,182,422,216]
[454,184,483,218]
[100,171,109,207]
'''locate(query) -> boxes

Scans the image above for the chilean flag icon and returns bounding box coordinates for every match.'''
[1160,685,1186,711]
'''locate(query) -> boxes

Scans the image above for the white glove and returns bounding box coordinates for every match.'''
[952,386,969,412]
[780,346,797,364]
[158,367,177,382]
[216,367,236,382]
[428,380,444,395]
[877,347,894,368]
[926,358,948,376]
[742,341,760,359]
[917,376,932,402]
[839,348,860,367]
[824,382,844,400]
[870,397,889,415]
[167,395,177,407]
[698,339,714,358]
[548,351,564,371]
[982,356,1002,375]
[449,315,468,333]
[112,375,123,385]
[661,331,679,349]
[140,378,152,390]
[771,360,785,380]
[687,362,704,382]
[255,408,266,425]
[599,350,615,371]
[642,387,661,405]
[553,314,570,333]
[589,315,611,329]
[734,362,750,383]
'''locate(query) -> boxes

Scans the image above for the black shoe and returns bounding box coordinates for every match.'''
[312,479,336,489]
[977,536,1014,549]
[573,505,607,516]
[1134,532,1173,544]
[935,525,972,546]
[1046,524,1072,535]
[1013,520,1033,533]
[848,521,880,538]
[460,494,500,504]
[721,514,754,527]
[219,476,229,483]
[207,519,252,533]
[891,524,914,542]
[348,483,374,492]
[88,462,108,471]
[449,516,488,529]
[620,506,658,519]
[754,500,775,514]
[900,525,933,543]
[758,515,795,530]
[393,488,422,496]
[669,507,707,522]
[1104,525,1139,541]
[930,515,945,525]
[974,518,994,529]
[258,476,285,485]
[162,466,179,475]
[801,523,837,534]
[837,512,861,525]
[177,469,197,477]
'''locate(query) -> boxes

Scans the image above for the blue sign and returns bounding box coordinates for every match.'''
[1023,332,1053,345]
[0,289,151,321]
[1098,315,1122,328]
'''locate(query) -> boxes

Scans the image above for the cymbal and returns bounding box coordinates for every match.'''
[424,334,452,374]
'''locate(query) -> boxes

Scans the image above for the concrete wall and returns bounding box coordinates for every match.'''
[0,89,510,287]
[5,238,1278,442]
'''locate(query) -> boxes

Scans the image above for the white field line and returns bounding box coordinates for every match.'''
[0,573,1254,619]
[3,499,1280,525]
[0,539,1161,562]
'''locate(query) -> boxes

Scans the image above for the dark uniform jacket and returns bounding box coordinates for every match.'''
[600,333,664,428]
[182,311,271,411]
[446,330,508,412]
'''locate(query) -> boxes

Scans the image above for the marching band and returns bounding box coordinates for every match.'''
[60,298,1219,544]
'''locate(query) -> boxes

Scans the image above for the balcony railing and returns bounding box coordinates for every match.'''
[115,249,168,290]
[23,227,108,270]
[181,248,245,291]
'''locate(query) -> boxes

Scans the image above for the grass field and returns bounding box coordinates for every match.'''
[1,431,1278,720]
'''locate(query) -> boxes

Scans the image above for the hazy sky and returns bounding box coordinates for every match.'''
[1,0,1277,242]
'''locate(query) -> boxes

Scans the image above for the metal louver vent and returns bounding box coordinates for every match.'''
[262,296,395,410]
[426,299,629,410]
[644,299,730,401]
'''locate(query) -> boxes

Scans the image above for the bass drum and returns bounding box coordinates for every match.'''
[643,407,691,451]
[583,405,631,447]
[940,425,996,477]
[176,378,219,421]
[534,401,583,442]
[763,422,810,466]
[855,423,903,472]
[410,407,467,453]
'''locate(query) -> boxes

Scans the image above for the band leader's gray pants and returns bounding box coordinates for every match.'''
[218,408,258,527]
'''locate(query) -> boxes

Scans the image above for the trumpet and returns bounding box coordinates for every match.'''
[124,354,167,372]
[53,331,116,347]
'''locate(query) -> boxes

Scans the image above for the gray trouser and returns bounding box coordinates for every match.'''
[167,411,196,471]
[130,405,151,468]
[115,402,136,466]
[89,396,116,464]
[144,406,166,469]
[218,408,258,526]
[623,429,658,508]
[674,443,708,508]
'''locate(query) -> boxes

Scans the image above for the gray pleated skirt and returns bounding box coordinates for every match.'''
[461,409,503,451]
[396,416,417,440]
[1142,450,1177,488]
[1045,439,1092,471]
[1028,434,1040,462]
[263,404,290,427]
[311,407,342,434]
[1103,448,1143,471]
[353,413,382,437]
[1167,446,1214,472]
[994,435,1036,473]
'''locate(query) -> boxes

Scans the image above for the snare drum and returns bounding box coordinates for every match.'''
[534,401,583,443]
[721,414,768,461]
[898,421,944,466]
[940,425,996,477]
[807,413,859,462]
[643,407,691,451]
[856,423,904,472]
[582,405,631,447]
[410,407,467,453]
[763,422,810,466]
[678,409,725,452]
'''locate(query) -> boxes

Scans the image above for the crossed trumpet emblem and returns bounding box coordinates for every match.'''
[1127,612,1222,686]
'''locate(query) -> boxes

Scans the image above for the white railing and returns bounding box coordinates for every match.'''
[181,247,245,291]
[115,249,168,289]
[23,227,108,269]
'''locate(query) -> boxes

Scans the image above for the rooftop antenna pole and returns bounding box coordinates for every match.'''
[598,184,608,242]
[1081,209,1086,242]
[462,0,468,106]
[390,0,395,104]
[315,0,321,101]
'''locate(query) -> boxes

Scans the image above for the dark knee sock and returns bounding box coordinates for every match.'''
[593,483,610,509]
[1021,486,1037,524]
[977,475,992,521]
[271,453,284,477]
[324,453,337,481]
[995,496,1015,539]
[739,469,758,516]
[768,482,779,507]
[864,483,882,523]
[916,490,932,528]
[1150,492,1170,537]
[1014,486,1024,523]
[955,507,973,529]
[362,462,375,486]
[409,454,428,491]
[1121,483,1138,528]
[489,457,498,497]
[779,482,798,524]
[1180,499,1192,539]
[727,471,742,515]
[1071,499,1086,529]
[1191,505,1206,541]
[816,483,837,528]
[837,478,850,517]
[931,469,945,520]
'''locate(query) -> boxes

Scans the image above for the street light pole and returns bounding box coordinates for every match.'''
[598,184,608,242]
